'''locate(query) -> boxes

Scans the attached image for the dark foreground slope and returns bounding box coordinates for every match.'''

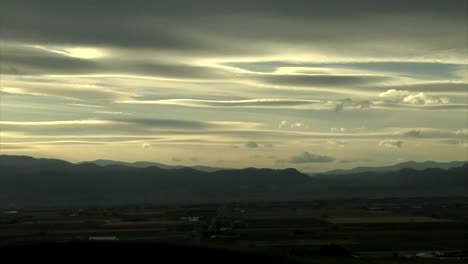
[0,155,467,206]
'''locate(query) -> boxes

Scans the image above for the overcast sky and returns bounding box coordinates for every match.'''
[0,0,467,172]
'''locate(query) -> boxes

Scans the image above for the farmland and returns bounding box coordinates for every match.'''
[1,197,468,263]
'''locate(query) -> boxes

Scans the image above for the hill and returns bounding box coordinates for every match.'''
[83,159,227,172]
[321,160,467,175]
[0,155,467,206]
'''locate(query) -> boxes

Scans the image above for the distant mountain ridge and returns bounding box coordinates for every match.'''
[320,160,467,175]
[0,155,467,206]
[83,159,228,172]
[85,159,466,175]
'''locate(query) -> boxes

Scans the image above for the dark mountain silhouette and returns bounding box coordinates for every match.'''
[0,155,467,206]
[83,159,227,172]
[321,160,467,175]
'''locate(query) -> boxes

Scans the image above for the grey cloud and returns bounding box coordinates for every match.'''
[0,144,36,150]
[115,118,214,130]
[289,152,336,163]
[371,101,467,111]
[403,130,422,138]
[2,82,128,101]
[334,103,344,112]
[382,82,468,94]
[123,61,230,80]
[275,159,287,166]
[339,159,373,164]
[334,98,355,112]
[355,100,372,109]
[0,119,222,136]
[245,142,259,148]
[439,139,468,148]
[119,98,383,111]
[327,140,348,147]
[1,45,100,75]
[440,139,465,145]
[1,44,230,79]
[245,141,274,148]
[1,1,464,62]
[259,74,391,88]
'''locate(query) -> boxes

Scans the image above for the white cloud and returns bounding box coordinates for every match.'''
[330,127,346,133]
[142,143,151,149]
[327,140,347,147]
[402,92,449,105]
[378,89,451,107]
[455,129,468,136]
[278,120,288,129]
[379,140,404,148]
[290,122,305,129]
[379,89,410,99]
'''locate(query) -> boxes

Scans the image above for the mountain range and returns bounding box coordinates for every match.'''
[83,159,227,172]
[83,158,466,175]
[320,160,467,175]
[0,155,467,206]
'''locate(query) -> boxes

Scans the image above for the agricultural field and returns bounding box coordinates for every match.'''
[1,197,468,263]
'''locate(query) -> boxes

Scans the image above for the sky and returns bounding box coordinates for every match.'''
[0,0,467,172]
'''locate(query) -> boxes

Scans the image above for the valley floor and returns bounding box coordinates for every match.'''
[2,197,468,263]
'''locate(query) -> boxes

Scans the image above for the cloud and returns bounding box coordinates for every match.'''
[371,101,466,111]
[403,130,422,138]
[172,157,183,162]
[95,111,132,115]
[259,74,392,88]
[327,140,348,147]
[456,129,468,136]
[290,122,305,129]
[118,97,382,111]
[0,119,262,138]
[440,139,468,148]
[378,89,451,106]
[142,143,151,149]
[339,159,372,164]
[379,140,404,148]
[69,103,104,108]
[1,1,466,170]
[245,142,259,148]
[0,144,36,150]
[118,97,383,112]
[402,92,449,105]
[278,121,288,129]
[1,83,129,101]
[116,118,214,130]
[379,89,410,99]
[289,152,336,163]
[275,159,288,166]
[1,1,466,69]
[330,127,346,133]
[382,81,468,94]
[118,98,325,108]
